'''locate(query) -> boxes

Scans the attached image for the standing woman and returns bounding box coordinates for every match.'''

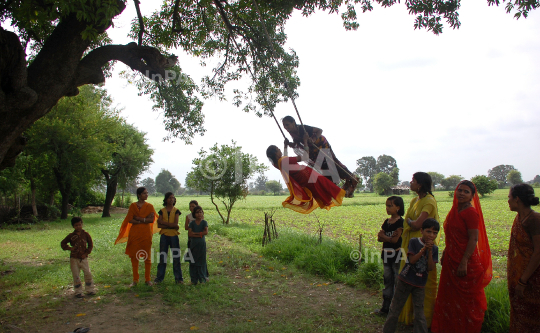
[507,184,540,333]
[188,205,209,285]
[399,172,440,327]
[115,187,159,286]
[431,180,492,333]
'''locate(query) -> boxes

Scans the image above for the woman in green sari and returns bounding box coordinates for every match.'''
[398,172,440,328]
[188,206,208,285]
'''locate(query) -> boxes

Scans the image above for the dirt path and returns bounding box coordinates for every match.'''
[1,235,413,333]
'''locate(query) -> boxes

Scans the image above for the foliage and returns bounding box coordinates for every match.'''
[533,175,540,184]
[441,175,464,190]
[488,165,516,188]
[141,177,156,195]
[373,172,394,195]
[155,169,181,195]
[471,175,499,197]
[428,172,445,186]
[186,141,267,224]
[254,174,269,191]
[356,155,398,191]
[506,169,523,186]
[265,180,282,195]
[24,85,114,218]
[358,262,384,289]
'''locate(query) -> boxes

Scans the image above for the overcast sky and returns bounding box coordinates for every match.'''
[104,2,540,187]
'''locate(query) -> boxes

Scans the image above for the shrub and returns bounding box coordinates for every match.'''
[471,175,498,197]
[358,261,383,289]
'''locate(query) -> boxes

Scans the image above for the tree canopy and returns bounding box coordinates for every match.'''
[186,141,266,224]
[488,164,516,188]
[471,175,498,197]
[356,154,398,191]
[1,0,537,170]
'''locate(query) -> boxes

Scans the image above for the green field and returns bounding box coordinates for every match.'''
[160,188,514,277]
[0,189,513,332]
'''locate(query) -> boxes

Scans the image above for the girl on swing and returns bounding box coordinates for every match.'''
[281,116,358,198]
[266,132,345,214]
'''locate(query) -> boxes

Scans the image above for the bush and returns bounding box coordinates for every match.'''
[76,189,106,207]
[358,262,383,289]
[471,175,498,197]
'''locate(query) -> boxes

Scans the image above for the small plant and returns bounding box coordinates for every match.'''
[358,261,383,289]
[448,191,454,197]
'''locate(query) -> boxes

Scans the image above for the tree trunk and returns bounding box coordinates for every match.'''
[30,177,38,217]
[101,170,118,218]
[60,192,70,220]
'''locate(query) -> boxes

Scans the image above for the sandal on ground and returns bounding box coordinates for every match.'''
[145,281,153,286]
[73,327,90,333]
[129,282,138,288]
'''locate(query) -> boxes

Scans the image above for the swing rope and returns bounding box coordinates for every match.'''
[215,0,358,184]
[216,10,287,140]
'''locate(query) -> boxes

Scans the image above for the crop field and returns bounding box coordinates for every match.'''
[151,189,515,277]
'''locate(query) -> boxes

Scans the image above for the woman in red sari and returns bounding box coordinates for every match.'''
[266,144,345,214]
[507,183,540,333]
[431,180,492,333]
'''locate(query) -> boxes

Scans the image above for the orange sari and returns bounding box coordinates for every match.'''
[115,202,159,258]
[277,156,345,214]
[507,211,540,333]
[431,184,492,333]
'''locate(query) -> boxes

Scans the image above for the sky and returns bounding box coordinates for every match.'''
[104,1,540,187]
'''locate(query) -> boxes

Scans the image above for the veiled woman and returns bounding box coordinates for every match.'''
[115,187,159,286]
[507,183,540,333]
[399,172,440,327]
[266,144,345,214]
[281,116,358,197]
[431,180,492,333]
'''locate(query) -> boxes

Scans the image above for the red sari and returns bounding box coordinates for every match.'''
[431,185,492,333]
[277,156,345,214]
[507,211,540,333]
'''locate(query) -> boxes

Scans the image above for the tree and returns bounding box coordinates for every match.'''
[507,170,523,186]
[266,180,282,195]
[356,156,377,191]
[101,123,153,217]
[428,172,445,187]
[356,155,398,191]
[155,169,181,195]
[24,86,111,219]
[471,175,498,197]
[488,165,516,188]
[140,177,156,195]
[441,175,464,190]
[254,174,269,191]
[533,175,540,184]
[186,142,266,224]
[2,0,530,170]
[373,172,394,196]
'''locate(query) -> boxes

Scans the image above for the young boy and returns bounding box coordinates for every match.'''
[60,217,95,298]
[382,218,439,333]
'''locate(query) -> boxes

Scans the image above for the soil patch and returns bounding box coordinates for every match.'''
[81,206,129,214]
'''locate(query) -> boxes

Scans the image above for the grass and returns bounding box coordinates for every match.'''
[0,189,514,331]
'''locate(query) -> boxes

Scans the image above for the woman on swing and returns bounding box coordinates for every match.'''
[266,132,345,214]
[281,116,358,198]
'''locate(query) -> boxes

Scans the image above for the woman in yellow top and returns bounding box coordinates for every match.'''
[399,172,440,327]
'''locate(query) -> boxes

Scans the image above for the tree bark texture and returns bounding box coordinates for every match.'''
[102,170,119,218]
[0,0,176,170]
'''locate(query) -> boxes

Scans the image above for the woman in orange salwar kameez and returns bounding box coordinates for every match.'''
[431,181,492,333]
[115,187,159,286]
[266,144,345,214]
[507,183,540,333]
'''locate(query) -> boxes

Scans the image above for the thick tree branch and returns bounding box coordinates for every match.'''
[171,0,184,33]
[75,43,178,86]
[133,0,145,45]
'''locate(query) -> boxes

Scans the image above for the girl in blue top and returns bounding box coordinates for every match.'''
[188,206,208,284]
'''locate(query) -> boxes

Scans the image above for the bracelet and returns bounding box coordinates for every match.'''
[518,278,528,286]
